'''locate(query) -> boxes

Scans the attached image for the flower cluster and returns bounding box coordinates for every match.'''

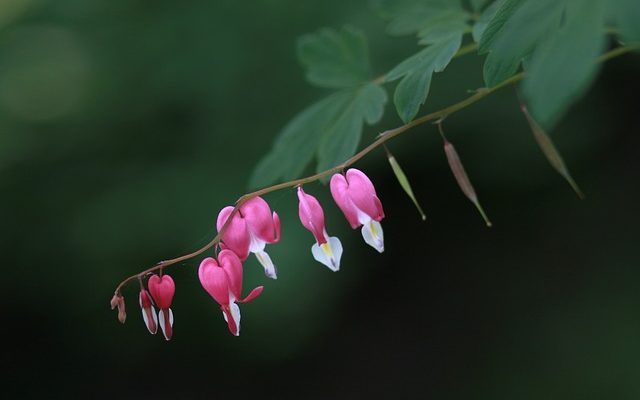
[114,168,385,339]
[136,274,176,341]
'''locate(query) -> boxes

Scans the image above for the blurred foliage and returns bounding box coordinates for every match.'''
[253,0,639,191]
[0,0,639,399]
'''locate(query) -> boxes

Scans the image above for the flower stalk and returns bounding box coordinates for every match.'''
[112,45,636,297]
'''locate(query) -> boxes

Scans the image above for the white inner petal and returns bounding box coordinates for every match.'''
[141,306,158,334]
[248,231,266,253]
[355,205,372,226]
[159,309,165,330]
[361,220,384,253]
[311,236,342,272]
[141,308,151,332]
[158,310,170,340]
[229,302,241,336]
[255,250,277,279]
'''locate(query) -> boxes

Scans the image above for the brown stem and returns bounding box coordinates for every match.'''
[113,45,636,295]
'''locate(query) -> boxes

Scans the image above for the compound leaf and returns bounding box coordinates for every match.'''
[472,0,503,43]
[522,0,606,129]
[607,0,640,43]
[480,0,565,87]
[316,83,388,173]
[373,0,467,36]
[387,35,461,122]
[478,0,525,53]
[249,93,353,188]
[297,26,372,89]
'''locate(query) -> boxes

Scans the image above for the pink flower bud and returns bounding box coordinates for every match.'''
[216,196,281,279]
[110,293,126,324]
[330,168,385,253]
[198,250,263,336]
[297,187,342,271]
[148,274,175,341]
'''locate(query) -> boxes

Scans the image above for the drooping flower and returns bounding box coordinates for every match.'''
[110,293,126,324]
[330,168,385,253]
[138,289,158,335]
[148,274,175,341]
[217,196,281,279]
[198,250,263,336]
[297,187,342,271]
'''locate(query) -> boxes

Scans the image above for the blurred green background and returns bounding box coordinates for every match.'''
[1,0,639,398]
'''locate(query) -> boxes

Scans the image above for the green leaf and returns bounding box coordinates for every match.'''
[470,0,492,11]
[417,14,468,45]
[478,0,524,53]
[316,83,387,173]
[379,1,466,123]
[387,35,461,122]
[522,0,606,129]
[388,35,462,81]
[373,0,467,36]
[480,0,565,87]
[472,0,503,43]
[387,151,427,220]
[394,69,433,124]
[249,92,354,188]
[297,26,371,89]
[607,0,640,43]
[252,83,386,188]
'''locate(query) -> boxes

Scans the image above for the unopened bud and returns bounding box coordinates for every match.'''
[110,293,119,309]
[110,293,126,324]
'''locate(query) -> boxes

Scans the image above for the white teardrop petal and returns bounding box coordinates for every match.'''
[141,308,150,331]
[229,302,241,336]
[311,237,342,271]
[152,306,158,328]
[254,250,277,279]
[158,310,167,339]
[141,306,158,335]
[361,220,384,253]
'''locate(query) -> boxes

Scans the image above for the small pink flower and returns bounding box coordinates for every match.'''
[198,250,263,336]
[139,289,158,335]
[217,196,281,279]
[297,187,342,271]
[148,274,175,341]
[330,168,385,253]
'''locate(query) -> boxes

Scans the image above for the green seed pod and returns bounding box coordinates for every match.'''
[386,148,426,221]
[443,139,492,227]
[521,104,584,199]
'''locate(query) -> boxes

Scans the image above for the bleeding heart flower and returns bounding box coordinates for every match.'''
[330,168,385,253]
[148,274,175,341]
[217,196,281,279]
[198,249,263,336]
[297,187,343,271]
[139,289,158,335]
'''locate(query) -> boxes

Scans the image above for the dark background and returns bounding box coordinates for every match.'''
[1,1,639,398]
